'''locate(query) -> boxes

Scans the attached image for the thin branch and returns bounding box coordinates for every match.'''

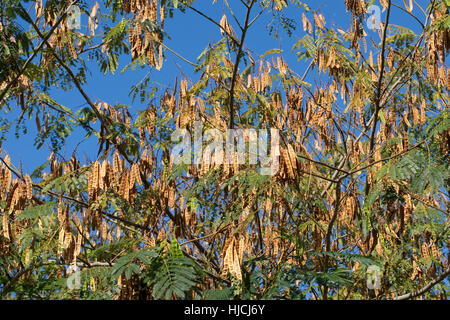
[228,0,256,128]
[392,265,450,300]
[239,0,250,9]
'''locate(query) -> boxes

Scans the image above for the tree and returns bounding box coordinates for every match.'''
[0,0,449,300]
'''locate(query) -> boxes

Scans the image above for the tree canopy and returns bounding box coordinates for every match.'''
[0,0,449,300]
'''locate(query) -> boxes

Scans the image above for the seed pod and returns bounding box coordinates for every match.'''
[2,212,9,239]
[122,0,130,14]
[412,106,420,125]
[282,147,294,179]
[287,144,298,171]
[420,100,427,125]
[430,241,441,260]
[93,161,100,193]
[25,175,32,200]
[2,167,11,194]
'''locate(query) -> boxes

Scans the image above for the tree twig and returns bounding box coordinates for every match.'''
[365,0,392,197]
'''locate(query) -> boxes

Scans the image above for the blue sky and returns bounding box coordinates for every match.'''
[2,0,427,173]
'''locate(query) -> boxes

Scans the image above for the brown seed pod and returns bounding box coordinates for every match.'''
[25,175,32,200]
[222,236,242,281]
[122,0,130,14]
[99,161,107,190]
